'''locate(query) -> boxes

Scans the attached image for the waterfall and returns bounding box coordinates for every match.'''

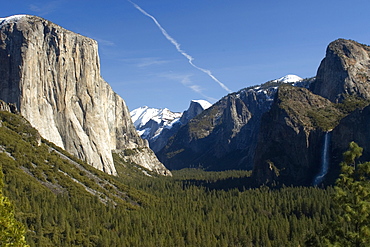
[313,131,331,185]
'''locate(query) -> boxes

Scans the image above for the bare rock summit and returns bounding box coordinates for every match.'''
[311,39,370,102]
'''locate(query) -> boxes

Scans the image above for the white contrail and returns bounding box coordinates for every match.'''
[128,0,232,93]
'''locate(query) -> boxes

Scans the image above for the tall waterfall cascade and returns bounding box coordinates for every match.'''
[313,131,331,185]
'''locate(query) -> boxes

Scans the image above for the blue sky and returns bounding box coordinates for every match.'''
[2,0,370,112]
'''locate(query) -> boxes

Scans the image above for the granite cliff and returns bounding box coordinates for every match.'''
[311,39,370,102]
[0,15,170,176]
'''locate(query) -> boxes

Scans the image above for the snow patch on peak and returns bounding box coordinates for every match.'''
[130,100,211,152]
[0,15,27,26]
[275,74,303,83]
[130,106,182,130]
[191,100,212,110]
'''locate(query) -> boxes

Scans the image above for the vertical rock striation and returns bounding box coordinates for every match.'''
[0,15,170,176]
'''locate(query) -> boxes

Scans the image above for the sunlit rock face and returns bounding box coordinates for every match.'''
[311,39,370,102]
[0,15,170,176]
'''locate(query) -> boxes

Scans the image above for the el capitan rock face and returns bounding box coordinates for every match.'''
[0,15,170,176]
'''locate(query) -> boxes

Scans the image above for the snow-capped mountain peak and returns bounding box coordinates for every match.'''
[130,100,212,152]
[130,106,181,130]
[0,15,27,26]
[191,100,212,110]
[275,74,303,83]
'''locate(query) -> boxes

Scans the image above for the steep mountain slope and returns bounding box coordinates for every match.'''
[157,75,305,171]
[329,102,370,178]
[0,15,169,176]
[131,100,211,152]
[178,100,212,124]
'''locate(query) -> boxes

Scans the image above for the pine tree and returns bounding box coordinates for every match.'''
[0,165,29,247]
[332,142,370,246]
[309,142,370,246]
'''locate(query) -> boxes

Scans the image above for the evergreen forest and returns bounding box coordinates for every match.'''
[0,110,368,246]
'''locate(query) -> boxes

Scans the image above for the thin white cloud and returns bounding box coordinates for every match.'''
[160,73,217,102]
[117,57,171,68]
[128,0,232,93]
[189,85,203,94]
[29,1,64,15]
[94,38,115,47]
[137,57,170,67]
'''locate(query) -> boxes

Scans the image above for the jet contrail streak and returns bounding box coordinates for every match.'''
[128,0,232,93]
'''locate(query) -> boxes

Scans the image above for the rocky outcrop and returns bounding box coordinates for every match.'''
[117,147,171,176]
[252,91,370,186]
[311,39,370,102]
[0,15,170,176]
[0,100,17,114]
[179,100,211,124]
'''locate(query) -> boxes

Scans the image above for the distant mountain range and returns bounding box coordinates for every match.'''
[131,100,212,152]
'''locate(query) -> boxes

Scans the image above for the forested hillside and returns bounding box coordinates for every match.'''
[0,110,340,246]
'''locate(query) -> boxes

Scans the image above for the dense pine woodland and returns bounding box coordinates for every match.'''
[0,111,368,246]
